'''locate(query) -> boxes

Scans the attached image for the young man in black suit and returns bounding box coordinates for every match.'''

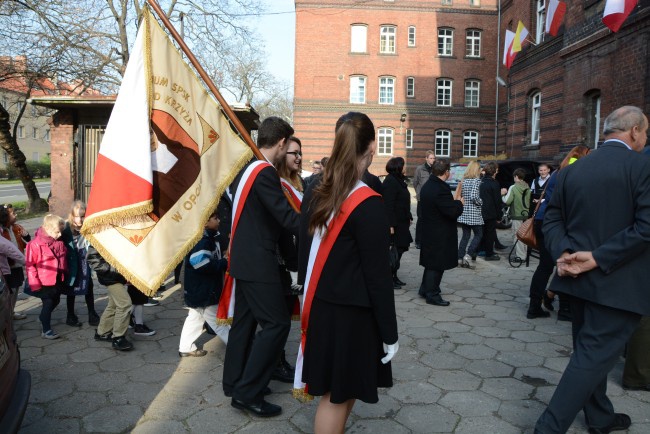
[222,116,300,417]
[535,106,650,433]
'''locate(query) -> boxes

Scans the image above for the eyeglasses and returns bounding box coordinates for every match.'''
[286,151,302,157]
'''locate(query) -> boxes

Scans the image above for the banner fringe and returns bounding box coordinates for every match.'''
[82,201,154,235]
[292,388,314,403]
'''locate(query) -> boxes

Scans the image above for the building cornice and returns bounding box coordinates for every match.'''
[295,2,497,15]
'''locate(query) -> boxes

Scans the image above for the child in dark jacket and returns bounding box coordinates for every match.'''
[178,211,229,357]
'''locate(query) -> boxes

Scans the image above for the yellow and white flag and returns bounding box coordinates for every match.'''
[82,9,253,295]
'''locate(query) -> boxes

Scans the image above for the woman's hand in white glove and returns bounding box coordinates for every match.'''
[381,341,399,364]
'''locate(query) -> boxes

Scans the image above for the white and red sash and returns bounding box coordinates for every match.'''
[293,182,379,401]
[217,160,272,324]
[280,178,303,208]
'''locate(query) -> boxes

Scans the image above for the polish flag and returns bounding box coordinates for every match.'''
[545,0,567,36]
[503,30,516,69]
[602,0,638,32]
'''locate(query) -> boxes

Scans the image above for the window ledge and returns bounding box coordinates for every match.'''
[436,55,456,59]
[349,52,369,55]
[522,144,540,150]
[464,56,485,60]
[378,52,398,56]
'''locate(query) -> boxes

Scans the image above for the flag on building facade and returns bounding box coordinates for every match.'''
[545,0,567,36]
[503,30,516,69]
[512,21,529,53]
[602,0,638,32]
[82,8,253,295]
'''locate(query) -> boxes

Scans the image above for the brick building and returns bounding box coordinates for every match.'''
[500,0,650,165]
[293,0,500,175]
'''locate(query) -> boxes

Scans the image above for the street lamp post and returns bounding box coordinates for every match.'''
[494,0,502,156]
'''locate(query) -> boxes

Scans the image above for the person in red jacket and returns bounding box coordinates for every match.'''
[25,214,68,339]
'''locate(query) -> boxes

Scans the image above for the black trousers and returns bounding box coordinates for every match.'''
[419,269,444,298]
[535,297,640,433]
[482,219,498,255]
[529,220,555,301]
[222,279,290,403]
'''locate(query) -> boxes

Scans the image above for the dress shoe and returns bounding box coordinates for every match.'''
[271,363,294,383]
[231,398,282,417]
[587,413,631,434]
[495,244,510,251]
[394,276,406,286]
[526,308,551,319]
[112,335,134,351]
[94,331,113,342]
[426,296,450,306]
[543,294,555,311]
[88,311,100,326]
[484,254,500,261]
[622,383,650,391]
[418,290,426,299]
[224,386,271,398]
[66,314,83,327]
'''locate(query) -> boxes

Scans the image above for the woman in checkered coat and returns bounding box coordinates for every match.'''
[456,161,483,267]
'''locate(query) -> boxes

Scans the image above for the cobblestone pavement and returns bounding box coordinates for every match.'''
[14,217,650,433]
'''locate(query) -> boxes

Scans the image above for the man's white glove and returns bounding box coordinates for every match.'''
[289,271,298,285]
[381,341,399,364]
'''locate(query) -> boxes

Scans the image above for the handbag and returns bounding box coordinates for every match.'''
[516,185,547,250]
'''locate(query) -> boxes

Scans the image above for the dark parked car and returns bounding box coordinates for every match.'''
[0,274,31,433]
[444,160,545,229]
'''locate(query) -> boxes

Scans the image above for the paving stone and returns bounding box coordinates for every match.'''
[395,404,459,433]
[497,350,545,368]
[348,418,410,434]
[128,362,177,383]
[98,353,145,371]
[162,371,211,394]
[237,420,303,433]
[472,326,511,338]
[445,332,483,345]
[144,392,204,420]
[454,416,521,434]
[498,399,548,430]
[20,416,80,434]
[420,351,469,370]
[466,359,514,378]
[453,344,497,360]
[433,322,472,333]
[388,380,441,404]
[68,346,117,363]
[391,361,432,382]
[19,403,46,429]
[484,337,525,352]
[512,330,554,343]
[30,380,74,403]
[438,390,501,416]
[83,405,143,433]
[39,360,100,381]
[427,370,482,391]
[480,377,535,400]
[515,366,563,387]
[288,402,318,433]
[132,419,188,434]
[45,391,107,418]
[75,371,129,392]
[352,395,401,418]
[108,381,162,406]
[404,326,443,339]
[460,317,496,327]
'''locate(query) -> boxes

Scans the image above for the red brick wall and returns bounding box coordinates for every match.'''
[49,109,74,217]
[294,0,500,175]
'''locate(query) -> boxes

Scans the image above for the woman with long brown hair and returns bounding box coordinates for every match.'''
[295,112,398,433]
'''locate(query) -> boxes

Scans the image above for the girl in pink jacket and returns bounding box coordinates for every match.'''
[25,214,68,339]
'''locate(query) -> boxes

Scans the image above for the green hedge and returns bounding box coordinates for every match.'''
[0,161,51,180]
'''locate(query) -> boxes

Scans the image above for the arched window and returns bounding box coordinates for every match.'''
[349,76,367,104]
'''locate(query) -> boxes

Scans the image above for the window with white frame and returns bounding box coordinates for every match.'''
[438,28,453,56]
[45,129,51,141]
[406,77,415,98]
[379,76,395,104]
[530,92,542,145]
[465,80,480,107]
[378,128,394,155]
[408,26,416,46]
[350,76,367,104]
[463,131,479,157]
[18,125,24,138]
[405,129,413,149]
[435,130,451,156]
[536,0,546,44]
[351,24,368,53]
[380,26,396,54]
[32,127,37,139]
[437,79,452,107]
[466,30,481,57]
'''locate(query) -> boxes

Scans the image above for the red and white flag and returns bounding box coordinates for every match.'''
[545,0,567,36]
[503,30,516,69]
[602,0,638,32]
[82,9,253,295]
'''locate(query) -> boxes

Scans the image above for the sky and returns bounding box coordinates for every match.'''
[254,0,296,86]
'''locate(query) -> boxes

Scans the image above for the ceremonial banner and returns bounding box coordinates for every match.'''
[603,0,638,32]
[82,9,253,295]
[545,0,567,36]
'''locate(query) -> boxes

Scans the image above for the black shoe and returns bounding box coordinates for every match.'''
[231,398,282,417]
[416,243,421,249]
[426,296,450,306]
[88,312,100,327]
[393,282,403,289]
[527,309,551,319]
[394,276,406,286]
[588,413,631,434]
[94,331,113,342]
[271,363,294,383]
[484,254,500,261]
[66,314,82,327]
[224,386,271,398]
[495,244,510,251]
[280,353,295,373]
[470,254,477,261]
[112,335,134,351]
[557,310,572,322]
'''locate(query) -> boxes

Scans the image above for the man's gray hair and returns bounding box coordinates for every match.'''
[603,106,647,135]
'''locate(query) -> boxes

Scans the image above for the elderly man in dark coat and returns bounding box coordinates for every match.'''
[417,159,464,306]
